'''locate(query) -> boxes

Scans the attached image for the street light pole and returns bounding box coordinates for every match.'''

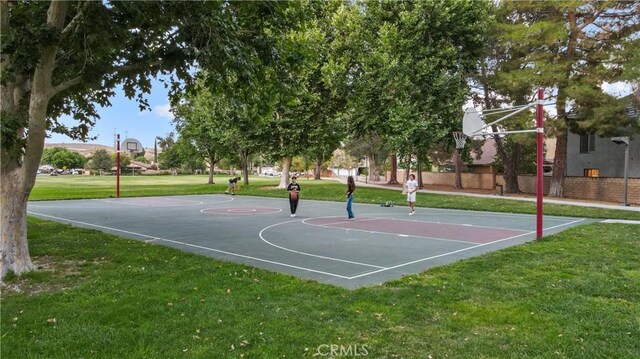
[623,142,629,206]
[611,136,630,206]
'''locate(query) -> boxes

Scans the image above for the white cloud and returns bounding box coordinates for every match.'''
[152,103,174,119]
[601,81,633,98]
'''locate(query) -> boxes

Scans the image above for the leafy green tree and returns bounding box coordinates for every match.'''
[173,83,234,184]
[41,147,65,166]
[327,0,491,185]
[135,156,149,164]
[1,0,308,278]
[256,4,331,189]
[157,133,180,172]
[113,153,132,173]
[51,149,86,170]
[87,149,113,173]
[42,147,86,169]
[495,0,640,197]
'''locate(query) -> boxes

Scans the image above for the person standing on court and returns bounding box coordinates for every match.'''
[346,175,356,220]
[286,176,301,217]
[405,173,418,215]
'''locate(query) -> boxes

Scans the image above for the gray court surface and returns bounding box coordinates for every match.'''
[27,194,593,289]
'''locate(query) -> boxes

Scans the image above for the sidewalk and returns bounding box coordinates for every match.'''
[334,177,640,212]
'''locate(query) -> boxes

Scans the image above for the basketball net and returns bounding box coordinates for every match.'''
[453,131,467,149]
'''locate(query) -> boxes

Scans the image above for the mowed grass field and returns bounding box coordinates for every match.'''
[2,174,639,358]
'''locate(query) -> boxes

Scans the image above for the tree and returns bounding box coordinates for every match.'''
[113,152,131,172]
[327,0,491,186]
[257,4,331,189]
[42,147,86,170]
[173,82,234,184]
[135,156,149,164]
[1,0,309,279]
[87,149,113,173]
[50,149,86,170]
[157,133,180,172]
[495,0,640,197]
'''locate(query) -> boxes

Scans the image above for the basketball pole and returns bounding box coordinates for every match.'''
[117,134,121,198]
[536,88,544,239]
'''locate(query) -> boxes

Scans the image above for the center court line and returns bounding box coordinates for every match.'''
[27,211,357,279]
[346,218,587,279]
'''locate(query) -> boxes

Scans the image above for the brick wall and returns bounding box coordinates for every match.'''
[496,175,551,195]
[517,175,640,205]
[388,170,496,190]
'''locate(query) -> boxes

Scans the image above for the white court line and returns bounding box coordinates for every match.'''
[300,216,481,245]
[318,217,381,227]
[355,212,557,232]
[101,197,204,206]
[258,220,386,269]
[346,218,587,280]
[27,211,353,279]
[200,207,282,215]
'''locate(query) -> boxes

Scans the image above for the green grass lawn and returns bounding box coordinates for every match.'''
[2,174,638,357]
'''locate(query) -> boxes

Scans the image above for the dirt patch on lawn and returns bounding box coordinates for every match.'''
[0,256,108,297]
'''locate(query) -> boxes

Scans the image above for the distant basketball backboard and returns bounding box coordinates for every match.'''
[122,138,143,155]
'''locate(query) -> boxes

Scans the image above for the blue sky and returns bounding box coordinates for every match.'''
[47,78,176,149]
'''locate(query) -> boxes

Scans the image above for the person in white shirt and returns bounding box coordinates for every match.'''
[405,174,418,215]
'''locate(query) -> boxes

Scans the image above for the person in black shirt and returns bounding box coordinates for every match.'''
[225,176,241,195]
[286,176,301,217]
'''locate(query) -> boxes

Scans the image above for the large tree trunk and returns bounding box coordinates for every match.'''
[1,172,35,279]
[493,135,520,193]
[387,154,399,184]
[508,142,523,193]
[208,163,215,184]
[454,149,463,189]
[549,132,567,197]
[277,156,292,189]
[314,156,322,180]
[1,1,69,280]
[241,149,250,186]
[368,153,378,182]
[206,156,216,184]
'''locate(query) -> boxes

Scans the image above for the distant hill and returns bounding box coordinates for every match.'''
[45,143,159,162]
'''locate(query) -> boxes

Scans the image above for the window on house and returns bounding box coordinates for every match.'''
[579,133,596,153]
[584,168,599,177]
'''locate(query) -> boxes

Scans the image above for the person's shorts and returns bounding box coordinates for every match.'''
[407,192,416,202]
[227,182,234,189]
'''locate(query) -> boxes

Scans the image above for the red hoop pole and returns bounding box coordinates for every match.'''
[536,88,544,239]
[116,134,121,198]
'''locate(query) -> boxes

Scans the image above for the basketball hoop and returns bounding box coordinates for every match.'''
[453,131,467,149]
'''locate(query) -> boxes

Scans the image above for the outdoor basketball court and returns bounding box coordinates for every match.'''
[27,194,591,288]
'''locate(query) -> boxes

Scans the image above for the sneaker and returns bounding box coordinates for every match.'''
[293,214,297,217]
[290,214,295,218]
[409,211,414,216]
